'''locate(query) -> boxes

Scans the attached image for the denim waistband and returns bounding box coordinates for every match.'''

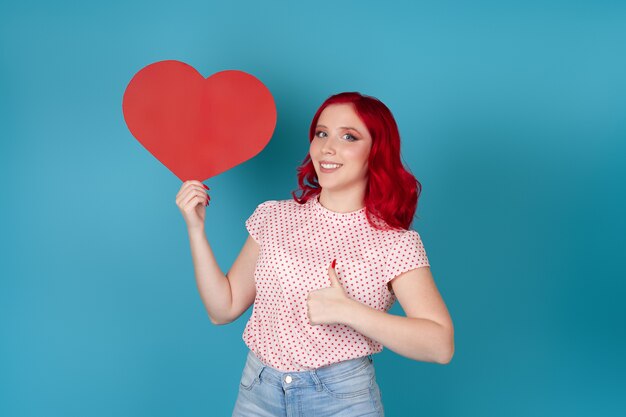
[245,349,374,390]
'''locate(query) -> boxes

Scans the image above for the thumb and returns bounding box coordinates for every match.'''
[328,259,342,287]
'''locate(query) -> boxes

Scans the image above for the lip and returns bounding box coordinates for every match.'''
[319,161,343,173]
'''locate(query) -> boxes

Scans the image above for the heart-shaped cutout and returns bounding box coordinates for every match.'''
[123,60,277,181]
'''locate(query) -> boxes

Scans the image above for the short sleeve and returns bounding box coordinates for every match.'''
[383,230,430,284]
[245,201,277,245]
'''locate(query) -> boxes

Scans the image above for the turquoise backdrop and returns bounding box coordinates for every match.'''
[1,1,625,416]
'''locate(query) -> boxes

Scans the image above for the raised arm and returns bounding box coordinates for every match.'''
[176,180,258,325]
[186,230,258,325]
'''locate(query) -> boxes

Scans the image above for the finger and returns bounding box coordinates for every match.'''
[184,179,209,189]
[328,271,340,287]
[182,190,209,210]
[176,180,198,200]
[176,182,208,204]
[328,259,337,272]
[328,260,341,286]
[177,185,210,207]
[178,188,204,208]
[176,180,210,201]
[183,195,205,211]
[183,196,209,212]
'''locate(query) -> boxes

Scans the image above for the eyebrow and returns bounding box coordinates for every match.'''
[316,124,362,135]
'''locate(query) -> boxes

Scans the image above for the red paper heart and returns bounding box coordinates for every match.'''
[122,60,277,181]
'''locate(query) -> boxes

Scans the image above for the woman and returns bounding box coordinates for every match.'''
[176,92,454,416]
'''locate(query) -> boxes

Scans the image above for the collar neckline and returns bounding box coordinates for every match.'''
[311,194,366,218]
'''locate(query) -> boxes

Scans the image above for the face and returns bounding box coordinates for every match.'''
[309,103,373,192]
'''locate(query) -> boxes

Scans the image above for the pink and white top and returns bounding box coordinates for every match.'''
[242,195,430,372]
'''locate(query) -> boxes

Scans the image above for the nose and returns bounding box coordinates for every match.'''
[321,135,336,155]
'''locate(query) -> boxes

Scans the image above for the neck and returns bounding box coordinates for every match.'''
[318,187,366,213]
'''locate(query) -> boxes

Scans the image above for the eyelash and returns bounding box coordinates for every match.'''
[315,131,358,142]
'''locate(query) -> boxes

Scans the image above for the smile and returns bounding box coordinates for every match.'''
[320,162,342,173]
[321,163,342,169]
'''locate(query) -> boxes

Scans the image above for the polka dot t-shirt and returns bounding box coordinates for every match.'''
[242,195,430,372]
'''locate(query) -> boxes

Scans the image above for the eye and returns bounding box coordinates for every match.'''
[342,133,358,142]
[315,130,327,138]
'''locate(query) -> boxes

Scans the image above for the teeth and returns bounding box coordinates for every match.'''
[321,163,342,169]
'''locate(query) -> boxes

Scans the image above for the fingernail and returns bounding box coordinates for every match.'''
[202,184,209,189]
[331,259,336,269]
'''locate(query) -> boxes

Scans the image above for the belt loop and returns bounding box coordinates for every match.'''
[310,369,323,392]
[367,354,373,363]
[257,365,265,381]
[254,361,266,383]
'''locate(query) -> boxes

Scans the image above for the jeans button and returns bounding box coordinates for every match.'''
[285,375,292,383]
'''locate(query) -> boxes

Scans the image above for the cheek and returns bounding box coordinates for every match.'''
[309,139,320,155]
[347,146,370,164]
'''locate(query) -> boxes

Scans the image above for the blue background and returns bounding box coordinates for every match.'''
[1,1,625,416]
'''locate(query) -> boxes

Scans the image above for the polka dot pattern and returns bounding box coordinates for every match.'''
[242,195,430,372]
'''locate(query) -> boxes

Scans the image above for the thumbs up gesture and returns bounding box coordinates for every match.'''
[306,259,352,326]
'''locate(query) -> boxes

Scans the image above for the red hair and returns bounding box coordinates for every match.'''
[290,92,423,231]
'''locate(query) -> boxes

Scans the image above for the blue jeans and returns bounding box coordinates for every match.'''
[232,349,385,416]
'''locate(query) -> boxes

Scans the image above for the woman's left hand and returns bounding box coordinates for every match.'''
[307,260,352,326]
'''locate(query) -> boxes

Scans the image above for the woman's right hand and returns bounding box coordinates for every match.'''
[176,180,211,230]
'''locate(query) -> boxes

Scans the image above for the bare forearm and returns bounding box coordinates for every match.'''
[340,299,454,364]
[187,227,232,324]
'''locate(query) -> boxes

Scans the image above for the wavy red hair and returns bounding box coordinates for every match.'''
[290,92,423,231]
